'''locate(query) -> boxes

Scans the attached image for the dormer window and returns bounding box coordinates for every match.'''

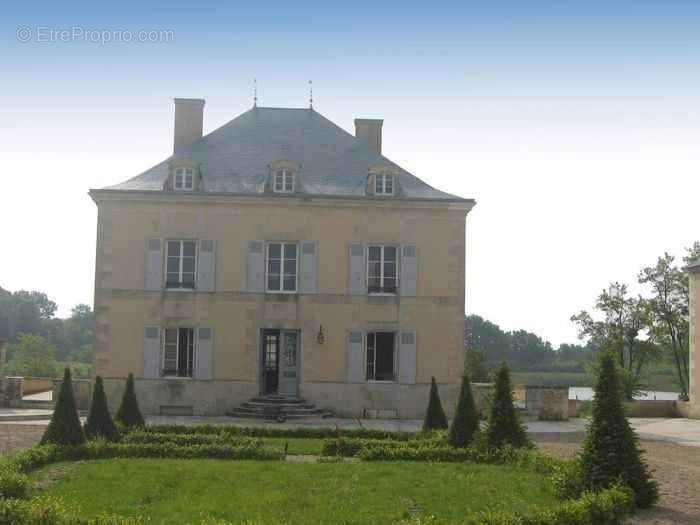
[274,169,295,193]
[374,174,394,196]
[174,167,195,191]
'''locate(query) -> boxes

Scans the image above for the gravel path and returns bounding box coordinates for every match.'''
[1,425,698,523]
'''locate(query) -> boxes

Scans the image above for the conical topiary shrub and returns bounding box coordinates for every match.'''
[115,373,145,428]
[41,367,85,446]
[448,374,480,447]
[423,377,448,431]
[84,376,119,442]
[485,362,530,449]
[579,351,658,508]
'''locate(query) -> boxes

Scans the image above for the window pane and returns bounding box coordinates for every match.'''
[166,272,180,285]
[167,257,179,272]
[384,247,397,261]
[182,258,195,273]
[385,176,393,194]
[268,276,280,291]
[284,175,293,191]
[175,175,183,188]
[184,175,193,188]
[165,329,177,344]
[383,261,396,278]
[284,244,297,258]
[181,273,195,287]
[283,260,296,275]
[375,332,395,380]
[368,261,381,278]
[368,246,381,261]
[183,242,196,257]
[167,241,181,257]
[268,244,281,258]
[283,277,296,291]
[268,259,281,274]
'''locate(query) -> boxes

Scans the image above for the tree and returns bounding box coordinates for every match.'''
[115,373,145,428]
[84,376,119,442]
[579,351,658,508]
[40,367,85,445]
[423,377,448,431]
[8,334,58,377]
[464,348,490,382]
[448,374,479,447]
[571,283,658,400]
[485,362,530,449]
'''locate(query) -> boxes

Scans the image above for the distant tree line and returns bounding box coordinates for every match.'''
[0,286,93,378]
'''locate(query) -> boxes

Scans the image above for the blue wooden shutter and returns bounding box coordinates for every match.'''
[400,244,417,297]
[145,239,163,290]
[398,330,417,384]
[346,331,365,383]
[197,240,216,291]
[195,327,214,380]
[247,241,265,292]
[143,326,161,379]
[348,243,366,295]
[299,241,318,294]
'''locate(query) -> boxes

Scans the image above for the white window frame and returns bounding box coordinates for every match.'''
[265,242,299,294]
[365,331,397,382]
[162,327,195,378]
[273,169,295,193]
[174,167,195,191]
[374,174,394,196]
[366,244,399,295]
[165,240,197,290]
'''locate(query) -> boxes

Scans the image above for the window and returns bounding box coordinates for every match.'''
[367,245,398,294]
[266,242,298,292]
[174,167,195,191]
[166,240,197,289]
[374,174,394,196]
[273,169,295,193]
[163,327,195,377]
[366,332,395,381]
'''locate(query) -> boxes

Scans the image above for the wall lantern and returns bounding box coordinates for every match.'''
[317,325,325,345]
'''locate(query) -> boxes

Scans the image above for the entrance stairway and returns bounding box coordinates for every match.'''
[227,395,333,421]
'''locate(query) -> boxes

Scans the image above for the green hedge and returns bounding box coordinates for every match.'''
[0,485,635,525]
[140,423,414,441]
[121,431,259,447]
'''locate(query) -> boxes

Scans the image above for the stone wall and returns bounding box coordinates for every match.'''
[0,377,24,407]
[524,386,569,421]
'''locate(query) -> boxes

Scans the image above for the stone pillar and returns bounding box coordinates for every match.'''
[1,376,24,407]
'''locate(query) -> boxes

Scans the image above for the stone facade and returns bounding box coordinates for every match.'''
[91,102,474,419]
[689,265,700,416]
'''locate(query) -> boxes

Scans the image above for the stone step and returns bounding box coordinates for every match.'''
[249,396,307,405]
[20,400,56,410]
[227,408,334,420]
[232,405,326,415]
[241,401,316,410]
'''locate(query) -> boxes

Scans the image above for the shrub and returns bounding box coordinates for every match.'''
[0,468,29,499]
[448,374,480,447]
[84,376,119,442]
[40,368,85,446]
[114,373,145,428]
[122,431,258,447]
[485,362,530,450]
[579,351,659,508]
[423,377,448,431]
[138,424,413,441]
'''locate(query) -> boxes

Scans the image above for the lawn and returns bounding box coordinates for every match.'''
[36,459,558,524]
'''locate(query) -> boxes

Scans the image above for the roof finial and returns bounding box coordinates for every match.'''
[308,80,313,109]
[253,78,258,108]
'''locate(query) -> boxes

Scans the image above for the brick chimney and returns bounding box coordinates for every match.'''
[354,118,383,154]
[173,98,205,153]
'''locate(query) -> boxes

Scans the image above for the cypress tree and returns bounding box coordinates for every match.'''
[423,376,448,431]
[41,367,85,446]
[485,362,530,449]
[84,376,119,442]
[579,351,659,508]
[114,373,145,428]
[448,374,480,447]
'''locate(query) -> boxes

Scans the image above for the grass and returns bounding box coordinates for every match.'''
[36,459,558,524]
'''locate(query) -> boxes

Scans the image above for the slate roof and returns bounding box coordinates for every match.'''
[687,259,700,272]
[101,107,471,203]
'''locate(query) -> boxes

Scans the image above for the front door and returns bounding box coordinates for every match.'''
[262,331,279,395]
[278,331,299,397]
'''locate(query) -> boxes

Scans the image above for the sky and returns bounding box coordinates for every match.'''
[0,1,698,346]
